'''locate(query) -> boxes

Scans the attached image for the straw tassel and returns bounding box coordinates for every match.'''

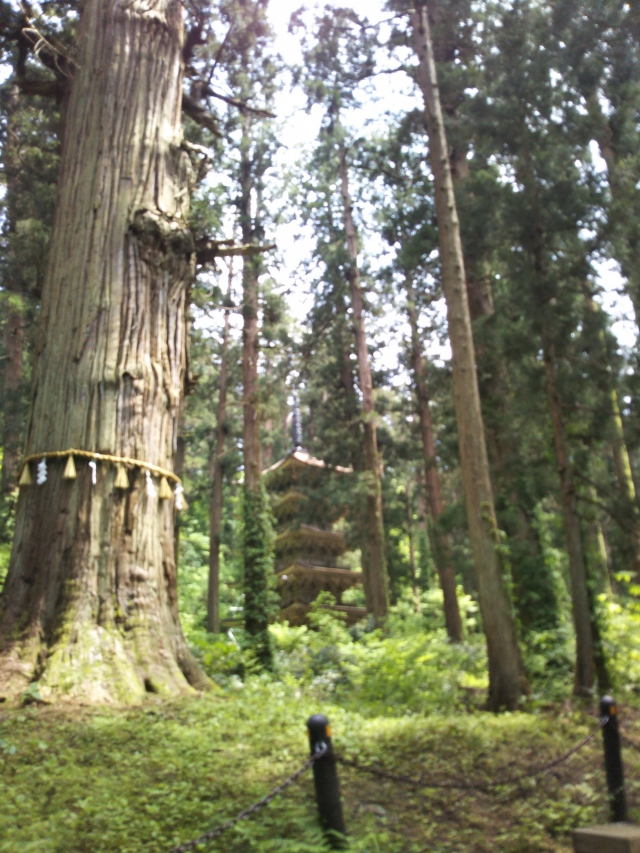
[158,476,173,500]
[114,465,129,489]
[63,455,77,479]
[18,464,32,486]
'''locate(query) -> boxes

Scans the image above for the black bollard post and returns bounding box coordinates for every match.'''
[307,714,347,849]
[600,695,628,823]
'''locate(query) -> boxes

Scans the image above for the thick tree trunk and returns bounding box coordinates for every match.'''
[207,275,232,634]
[338,142,389,622]
[405,273,462,639]
[0,0,208,703]
[411,4,526,709]
[543,348,595,694]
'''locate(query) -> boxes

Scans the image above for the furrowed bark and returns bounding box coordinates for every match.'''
[405,272,462,640]
[411,3,526,709]
[543,348,595,694]
[240,124,262,496]
[338,141,389,622]
[207,269,232,634]
[0,0,209,703]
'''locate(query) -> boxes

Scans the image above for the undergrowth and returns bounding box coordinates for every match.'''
[2,591,640,852]
[1,679,639,853]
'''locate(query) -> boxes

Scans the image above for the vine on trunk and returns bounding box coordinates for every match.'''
[242,481,276,670]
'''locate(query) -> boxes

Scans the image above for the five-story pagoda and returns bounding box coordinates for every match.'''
[263,404,365,625]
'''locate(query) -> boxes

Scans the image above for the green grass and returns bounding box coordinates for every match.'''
[2,678,639,853]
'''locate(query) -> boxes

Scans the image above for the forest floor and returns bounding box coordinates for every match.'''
[1,679,639,853]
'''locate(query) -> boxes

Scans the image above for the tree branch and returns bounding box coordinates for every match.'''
[17,77,63,98]
[181,92,222,136]
[201,86,276,119]
[196,240,276,265]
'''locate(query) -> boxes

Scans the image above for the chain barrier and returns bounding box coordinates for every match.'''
[164,715,613,851]
[165,743,327,853]
[337,717,607,793]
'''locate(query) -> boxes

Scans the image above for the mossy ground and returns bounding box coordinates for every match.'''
[2,679,639,853]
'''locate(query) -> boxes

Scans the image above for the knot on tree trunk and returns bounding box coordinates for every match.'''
[130,208,194,265]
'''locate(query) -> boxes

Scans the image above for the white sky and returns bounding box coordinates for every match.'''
[264,0,444,380]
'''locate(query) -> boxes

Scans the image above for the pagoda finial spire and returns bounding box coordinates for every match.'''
[292,396,303,450]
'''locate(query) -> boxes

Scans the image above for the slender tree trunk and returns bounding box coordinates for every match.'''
[338,142,389,621]
[405,273,462,639]
[239,122,272,667]
[240,128,262,496]
[1,302,24,495]
[591,107,640,332]
[0,0,208,703]
[207,272,233,634]
[1,85,26,495]
[543,348,595,694]
[580,285,640,576]
[411,3,526,709]
[444,49,553,633]
[406,477,421,612]
[581,482,612,693]
[610,391,640,574]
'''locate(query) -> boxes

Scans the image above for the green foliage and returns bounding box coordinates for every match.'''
[0,679,633,853]
[269,589,487,715]
[242,482,277,669]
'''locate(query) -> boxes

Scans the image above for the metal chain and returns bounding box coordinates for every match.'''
[164,716,608,851]
[165,743,327,853]
[338,718,607,792]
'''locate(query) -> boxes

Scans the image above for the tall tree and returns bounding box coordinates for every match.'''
[0,0,209,701]
[338,142,389,620]
[207,265,233,634]
[366,120,464,639]
[218,0,280,666]
[554,0,640,334]
[478,0,617,692]
[294,6,390,621]
[407,2,527,709]
[405,273,462,639]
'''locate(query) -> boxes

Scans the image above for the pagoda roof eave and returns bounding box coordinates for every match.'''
[262,450,352,477]
[276,561,362,587]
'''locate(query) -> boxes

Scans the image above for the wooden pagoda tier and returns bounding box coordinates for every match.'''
[263,450,365,626]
